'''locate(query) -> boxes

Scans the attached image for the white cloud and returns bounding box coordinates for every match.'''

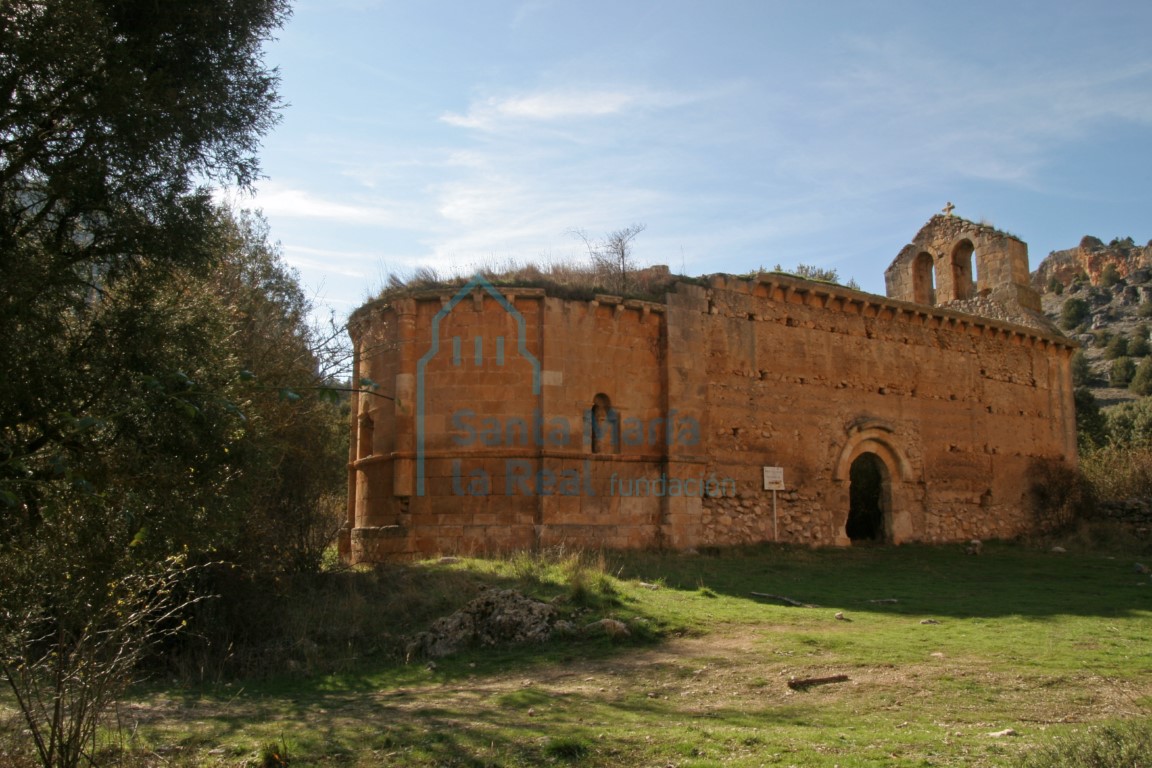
[251,182,420,227]
[281,245,381,279]
[440,86,707,131]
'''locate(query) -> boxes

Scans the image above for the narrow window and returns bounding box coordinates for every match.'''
[588,393,620,454]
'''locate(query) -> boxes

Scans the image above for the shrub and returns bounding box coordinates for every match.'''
[1028,457,1093,532]
[1061,298,1090,329]
[1074,387,1107,449]
[1106,397,1152,446]
[1110,356,1136,387]
[1140,300,1152,318]
[1070,351,1093,387]
[1082,444,1152,508]
[1130,358,1152,396]
[1099,263,1122,288]
[544,736,591,760]
[1014,720,1152,768]
[1129,334,1150,358]
[1046,277,1064,295]
[1105,333,1129,359]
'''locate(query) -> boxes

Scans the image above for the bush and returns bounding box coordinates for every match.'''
[1074,387,1107,449]
[1105,333,1129,359]
[1047,277,1064,295]
[1099,263,1122,288]
[1129,334,1150,358]
[1014,720,1152,768]
[1081,444,1152,504]
[1070,351,1093,387]
[1110,356,1136,387]
[1140,301,1152,318]
[1130,357,1152,396]
[1029,458,1093,532]
[1106,397,1152,446]
[1061,298,1091,329]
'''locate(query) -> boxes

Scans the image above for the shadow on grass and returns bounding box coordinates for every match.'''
[116,540,1152,766]
[135,660,847,768]
[140,539,1152,717]
[608,541,1152,621]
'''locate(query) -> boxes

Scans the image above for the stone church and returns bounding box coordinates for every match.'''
[340,214,1078,562]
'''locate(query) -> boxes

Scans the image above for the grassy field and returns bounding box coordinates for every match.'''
[5,536,1152,767]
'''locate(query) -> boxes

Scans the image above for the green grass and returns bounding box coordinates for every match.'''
[3,540,1152,766]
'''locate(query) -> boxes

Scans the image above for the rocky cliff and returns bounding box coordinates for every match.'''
[1033,236,1152,290]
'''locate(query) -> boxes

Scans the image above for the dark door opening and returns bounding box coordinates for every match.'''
[847,452,888,543]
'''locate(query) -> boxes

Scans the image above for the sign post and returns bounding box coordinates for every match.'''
[762,466,785,541]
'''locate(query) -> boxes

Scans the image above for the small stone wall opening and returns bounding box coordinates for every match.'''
[357,412,374,458]
[588,392,620,454]
[847,452,890,543]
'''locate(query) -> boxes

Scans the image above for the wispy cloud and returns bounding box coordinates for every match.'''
[440,86,704,131]
[280,245,381,279]
[252,182,423,227]
[790,37,1152,188]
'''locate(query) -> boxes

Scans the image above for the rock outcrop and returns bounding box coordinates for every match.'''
[405,589,560,659]
[1033,237,1152,290]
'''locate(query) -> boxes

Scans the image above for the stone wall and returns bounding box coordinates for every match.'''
[343,219,1078,561]
[886,214,1041,314]
[680,274,1075,549]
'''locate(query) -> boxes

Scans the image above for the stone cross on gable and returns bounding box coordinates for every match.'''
[943,202,955,217]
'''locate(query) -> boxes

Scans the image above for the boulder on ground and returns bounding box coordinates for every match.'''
[406,589,558,660]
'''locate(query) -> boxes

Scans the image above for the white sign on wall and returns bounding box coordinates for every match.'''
[762,466,785,491]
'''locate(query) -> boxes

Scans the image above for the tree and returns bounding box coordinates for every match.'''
[205,211,348,574]
[1100,263,1122,288]
[1110,357,1136,388]
[1060,298,1090,330]
[1130,357,1152,397]
[1070,350,1093,387]
[1073,387,1107,450]
[0,2,290,764]
[572,223,646,295]
[1,0,290,533]
[1130,334,1150,358]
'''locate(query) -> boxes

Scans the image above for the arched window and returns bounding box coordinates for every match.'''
[912,251,936,305]
[950,240,975,301]
[587,393,620,454]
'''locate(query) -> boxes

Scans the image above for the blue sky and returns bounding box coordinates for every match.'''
[243,0,1152,320]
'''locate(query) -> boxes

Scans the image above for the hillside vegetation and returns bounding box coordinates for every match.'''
[1036,241,1152,523]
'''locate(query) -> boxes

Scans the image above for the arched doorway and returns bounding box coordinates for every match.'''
[846,452,890,543]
